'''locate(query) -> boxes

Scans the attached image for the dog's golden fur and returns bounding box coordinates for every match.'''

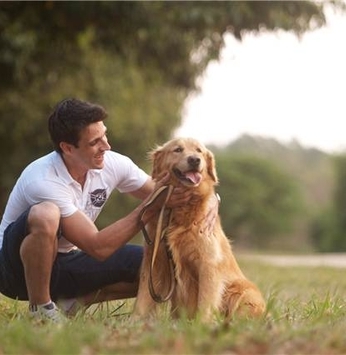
[134,137,266,321]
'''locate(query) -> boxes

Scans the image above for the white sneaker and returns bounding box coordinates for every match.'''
[58,298,83,317]
[29,302,67,324]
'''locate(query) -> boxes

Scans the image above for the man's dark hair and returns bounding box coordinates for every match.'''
[48,98,108,153]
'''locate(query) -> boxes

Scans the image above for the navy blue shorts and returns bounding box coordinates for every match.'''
[0,208,143,301]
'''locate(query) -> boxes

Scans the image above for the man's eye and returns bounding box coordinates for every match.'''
[90,133,107,147]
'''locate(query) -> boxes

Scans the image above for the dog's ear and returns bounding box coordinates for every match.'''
[206,149,218,183]
[149,146,164,179]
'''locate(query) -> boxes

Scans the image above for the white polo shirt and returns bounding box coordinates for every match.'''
[0,151,149,252]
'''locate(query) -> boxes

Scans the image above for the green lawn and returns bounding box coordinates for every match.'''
[1,258,345,355]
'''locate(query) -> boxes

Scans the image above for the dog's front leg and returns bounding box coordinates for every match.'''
[197,267,224,322]
[133,242,173,318]
[133,245,157,318]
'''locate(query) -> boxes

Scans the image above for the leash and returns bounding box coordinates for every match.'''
[139,185,176,303]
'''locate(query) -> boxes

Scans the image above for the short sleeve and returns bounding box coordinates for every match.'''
[25,179,78,217]
[103,151,149,193]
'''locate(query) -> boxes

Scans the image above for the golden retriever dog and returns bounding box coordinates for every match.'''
[134,137,266,322]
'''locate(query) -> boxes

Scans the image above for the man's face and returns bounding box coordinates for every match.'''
[71,121,111,170]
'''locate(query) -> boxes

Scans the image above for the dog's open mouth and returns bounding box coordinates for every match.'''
[173,168,202,186]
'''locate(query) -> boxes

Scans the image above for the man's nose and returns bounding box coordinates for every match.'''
[101,136,111,150]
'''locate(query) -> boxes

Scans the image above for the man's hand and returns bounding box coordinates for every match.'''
[141,171,218,232]
[200,193,220,235]
[152,172,192,209]
[140,172,191,223]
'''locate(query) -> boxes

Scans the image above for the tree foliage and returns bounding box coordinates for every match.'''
[214,134,337,251]
[0,1,327,91]
[215,154,303,249]
[311,154,346,252]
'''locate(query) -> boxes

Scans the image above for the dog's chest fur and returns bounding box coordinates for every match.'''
[164,195,226,284]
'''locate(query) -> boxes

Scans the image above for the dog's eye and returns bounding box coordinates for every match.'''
[196,148,202,153]
[174,147,183,153]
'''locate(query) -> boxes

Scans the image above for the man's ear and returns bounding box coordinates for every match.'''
[59,141,74,155]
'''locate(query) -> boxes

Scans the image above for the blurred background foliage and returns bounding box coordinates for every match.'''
[0,1,345,252]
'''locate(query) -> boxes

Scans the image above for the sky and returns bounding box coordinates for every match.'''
[175,5,346,154]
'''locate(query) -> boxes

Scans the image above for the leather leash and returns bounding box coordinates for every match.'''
[139,185,176,303]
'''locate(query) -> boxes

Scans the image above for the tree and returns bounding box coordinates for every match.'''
[0,1,329,91]
[311,154,346,252]
[215,154,303,249]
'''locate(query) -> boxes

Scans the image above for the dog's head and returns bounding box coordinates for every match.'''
[149,137,218,188]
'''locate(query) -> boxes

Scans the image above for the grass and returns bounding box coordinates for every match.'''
[1,258,346,355]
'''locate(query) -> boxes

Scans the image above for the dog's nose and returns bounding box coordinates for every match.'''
[188,155,201,168]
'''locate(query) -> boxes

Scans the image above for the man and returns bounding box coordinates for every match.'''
[0,98,191,323]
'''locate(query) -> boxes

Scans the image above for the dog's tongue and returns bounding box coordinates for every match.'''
[185,171,202,184]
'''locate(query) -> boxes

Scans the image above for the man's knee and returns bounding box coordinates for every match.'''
[28,202,61,236]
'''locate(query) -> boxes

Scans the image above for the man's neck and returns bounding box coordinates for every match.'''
[61,154,88,187]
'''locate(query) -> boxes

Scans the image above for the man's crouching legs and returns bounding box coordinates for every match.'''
[19,201,60,306]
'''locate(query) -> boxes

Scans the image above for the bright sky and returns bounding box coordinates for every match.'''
[175,6,346,153]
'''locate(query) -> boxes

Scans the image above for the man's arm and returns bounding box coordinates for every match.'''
[60,197,154,260]
[128,177,155,200]
[60,174,189,260]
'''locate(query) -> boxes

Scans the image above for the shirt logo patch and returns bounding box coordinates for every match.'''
[90,189,107,207]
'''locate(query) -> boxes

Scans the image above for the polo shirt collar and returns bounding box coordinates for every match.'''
[52,152,102,185]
